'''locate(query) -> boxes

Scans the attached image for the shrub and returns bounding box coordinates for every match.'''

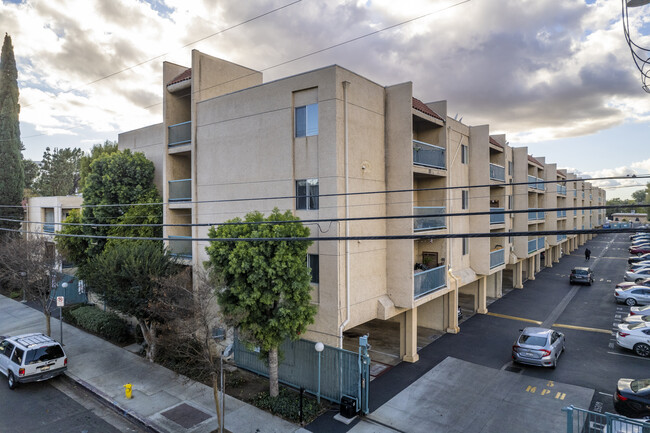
[253,387,323,423]
[70,305,131,343]
[62,304,84,325]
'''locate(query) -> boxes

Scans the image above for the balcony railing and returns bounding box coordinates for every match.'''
[538,236,545,251]
[556,184,567,195]
[527,175,536,189]
[414,265,446,299]
[168,179,191,202]
[528,210,545,221]
[169,236,192,259]
[528,239,538,254]
[413,206,446,231]
[43,223,55,233]
[536,177,545,190]
[490,208,505,224]
[168,121,191,147]
[557,210,567,218]
[413,140,445,170]
[557,234,567,242]
[490,248,505,268]
[489,163,505,182]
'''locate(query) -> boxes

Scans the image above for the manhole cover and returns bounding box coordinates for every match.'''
[504,366,523,373]
[161,403,211,429]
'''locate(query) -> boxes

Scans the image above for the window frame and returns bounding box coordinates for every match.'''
[461,144,468,164]
[307,254,319,284]
[462,190,469,210]
[295,103,319,137]
[296,179,319,210]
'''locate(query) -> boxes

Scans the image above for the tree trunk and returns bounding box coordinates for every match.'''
[139,321,157,362]
[44,310,51,337]
[269,347,279,398]
[212,373,222,430]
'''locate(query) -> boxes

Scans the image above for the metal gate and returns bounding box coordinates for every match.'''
[234,335,371,414]
[49,274,87,305]
[563,405,649,432]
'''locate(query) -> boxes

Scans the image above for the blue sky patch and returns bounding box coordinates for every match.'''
[141,0,174,19]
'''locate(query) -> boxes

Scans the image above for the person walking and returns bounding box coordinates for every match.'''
[585,248,591,261]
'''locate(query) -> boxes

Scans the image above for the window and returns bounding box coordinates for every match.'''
[0,341,13,358]
[11,348,23,366]
[508,161,513,176]
[508,195,512,210]
[462,238,469,255]
[295,103,318,137]
[461,144,468,164]
[462,190,468,210]
[307,254,319,284]
[296,179,319,210]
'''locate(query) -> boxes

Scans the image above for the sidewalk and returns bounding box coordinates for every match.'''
[0,294,309,433]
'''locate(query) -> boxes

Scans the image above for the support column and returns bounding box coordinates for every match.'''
[514,261,523,289]
[528,258,536,280]
[400,309,419,363]
[477,276,487,314]
[446,292,459,334]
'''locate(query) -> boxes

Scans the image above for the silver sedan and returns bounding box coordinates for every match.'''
[512,327,565,368]
[616,287,650,306]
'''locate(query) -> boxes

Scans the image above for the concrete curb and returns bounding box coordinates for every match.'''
[61,372,162,433]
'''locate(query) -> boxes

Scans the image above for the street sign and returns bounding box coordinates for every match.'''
[56,296,64,307]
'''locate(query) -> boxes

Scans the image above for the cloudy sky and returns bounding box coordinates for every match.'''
[2,0,649,198]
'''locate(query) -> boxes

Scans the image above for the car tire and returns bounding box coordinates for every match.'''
[626,297,637,306]
[551,356,557,369]
[7,372,16,390]
[633,343,650,357]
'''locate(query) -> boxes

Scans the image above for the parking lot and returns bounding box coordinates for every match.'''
[313,232,650,432]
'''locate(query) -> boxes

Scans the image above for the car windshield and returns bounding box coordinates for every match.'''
[573,269,588,275]
[631,379,650,393]
[24,345,64,365]
[518,335,547,346]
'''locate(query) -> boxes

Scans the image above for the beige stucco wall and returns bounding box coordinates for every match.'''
[117,123,165,191]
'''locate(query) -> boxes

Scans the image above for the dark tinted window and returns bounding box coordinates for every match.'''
[11,348,24,365]
[518,335,548,347]
[631,379,650,393]
[573,269,588,275]
[0,341,14,358]
[25,345,65,365]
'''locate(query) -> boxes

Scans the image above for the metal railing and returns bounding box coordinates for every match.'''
[169,236,192,259]
[490,248,505,268]
[413,206,446,231]
[413,140,446,169]
[557,210,567,218]
[528,239,538,254]
[168,179,191,201]
[490,208,505,224]
[536,177,545,190]
[43,223,55,233]
[527,175,537,189]
[528,210,545,221]
[414,265,446,299]
[562,405,649,433]
[489,163,505,182]
[557,184,567,195]
[538,236,545,251]
[168,121,191,146]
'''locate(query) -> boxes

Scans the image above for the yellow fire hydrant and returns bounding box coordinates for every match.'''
[123,383,133,399]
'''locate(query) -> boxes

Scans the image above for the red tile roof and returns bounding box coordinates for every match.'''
[489,137,503,149]
[168,68,192,86]
[528,155,543,167]
[412,97,444,122]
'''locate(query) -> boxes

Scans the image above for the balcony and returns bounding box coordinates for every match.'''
[528,239,538,254]
[169,236,192,259]
[556,184,567,195]
[168,121,191,147]
[413,140,445,170]
[414,265,446,299]
[168,179,191,202]
[538,236,545,251]
[490,208,505,224]
[527,176,545,191]
[43,223,55,233]
[413,207,446,231]
[557,234,567,242]
[557,210,567,218]
[490,248,505,268]
[489,163,505,182]
[528,210,545,221]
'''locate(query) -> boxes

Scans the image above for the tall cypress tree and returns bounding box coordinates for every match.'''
[0,33,25,238]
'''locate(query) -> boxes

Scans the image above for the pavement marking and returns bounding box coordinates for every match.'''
[598,392,613,397]
[607,351,650,361]
[487,312,542,324]
[555,392,566,400]
[552,323,612,334]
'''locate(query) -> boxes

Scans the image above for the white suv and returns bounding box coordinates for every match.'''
[0,333,67,389]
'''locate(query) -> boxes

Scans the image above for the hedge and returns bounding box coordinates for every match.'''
[68,305,131,343]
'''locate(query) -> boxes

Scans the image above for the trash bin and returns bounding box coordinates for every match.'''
[340,396,357,418]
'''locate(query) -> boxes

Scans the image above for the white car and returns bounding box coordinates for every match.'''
[616,323,650,357]
[621,314,650,324]
[0,333,67,389]
[624,269,650,283]
[630,304,650,316]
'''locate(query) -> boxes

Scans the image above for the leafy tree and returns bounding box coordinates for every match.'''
[22,157,39,192]
[79,140,118,191]
[55,209,89,267]
[205,208,317,397]
[606,198,636,218]
[632,188,647,204]
[105,189,163,250]
[0,237,60,336]
[0,33,24,238]
[82,241,180,361]
[33,147,83,196]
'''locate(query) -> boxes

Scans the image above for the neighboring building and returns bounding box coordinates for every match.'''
[24,195,83,239]
[611,212,648,224]
[118,50,606,362]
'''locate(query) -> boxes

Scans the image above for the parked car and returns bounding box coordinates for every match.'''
[570,267,594,285]
[616,287,650,306]
[625,268,650,283]
[630,305,650,316]
[614,378,650,418]
[622,315,650,325]
[512,327,565,368]
[616,323,650,357]
[616,278,650,290]
[629,263,650,273]
[629,253,650,265]
[0,333,67,389]
[630,245,650,255]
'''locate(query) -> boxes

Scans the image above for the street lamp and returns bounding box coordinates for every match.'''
[60,282,68,345]
[314,342,324,403]
[19,271,27,303]
[220,343,233,433]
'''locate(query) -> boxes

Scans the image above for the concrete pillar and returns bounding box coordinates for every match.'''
[487,271,502,298]
[528,258,536,280]
[553,246,560,264]
[477,276,487,314]
[446,292,459,334]
[514,261,524,289]
[400,309,419,363]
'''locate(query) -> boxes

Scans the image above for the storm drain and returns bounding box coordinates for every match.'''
[161,403,212,429]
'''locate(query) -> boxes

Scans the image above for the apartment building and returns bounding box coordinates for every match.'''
[118,49,605,363]
[24,195,82,239]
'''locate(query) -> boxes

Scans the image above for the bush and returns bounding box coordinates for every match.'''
[69,305,131,343]
[253,387,323,423]
[62,304,84,325]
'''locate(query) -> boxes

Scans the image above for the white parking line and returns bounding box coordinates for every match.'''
[607,351,650,361]
[598,392,614,397]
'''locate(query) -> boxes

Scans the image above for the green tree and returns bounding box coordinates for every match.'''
[82,241,180,361]
[55,209,89,267]
[22,157,39,193]
[78,140,118,191]
[205,208,317,397]
[0,33,24,238]
[33,147,83,196]
[606,198,636,218]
